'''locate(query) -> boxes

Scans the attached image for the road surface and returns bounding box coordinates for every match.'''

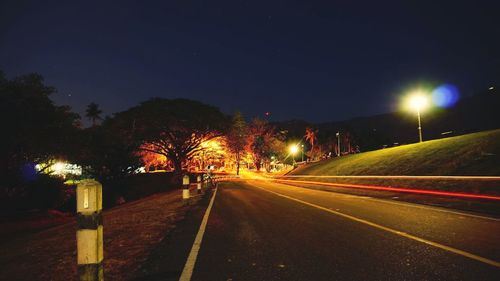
[187,180,500,280]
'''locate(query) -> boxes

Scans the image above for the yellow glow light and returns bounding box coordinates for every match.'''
[53,162,65,173]
[406,91,429,112]
[289,144,299,155]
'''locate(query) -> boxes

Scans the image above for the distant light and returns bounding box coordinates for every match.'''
[432,84,460,108]
[489,86,495,90]
[53,162,65,173]
[407,91,429,112]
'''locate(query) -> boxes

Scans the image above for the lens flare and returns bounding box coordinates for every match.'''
[432,84,459,108]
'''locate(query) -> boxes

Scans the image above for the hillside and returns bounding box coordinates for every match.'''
[275,89,500,152]
[291,129,500,176]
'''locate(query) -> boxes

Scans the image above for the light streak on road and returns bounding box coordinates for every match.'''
[275,175,500,181]
[269,179,500,200]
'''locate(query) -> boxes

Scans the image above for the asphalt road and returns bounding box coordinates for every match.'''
[189,180,500,281]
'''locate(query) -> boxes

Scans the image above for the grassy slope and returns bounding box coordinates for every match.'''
[289,129,500,194]
[293,129,500,176]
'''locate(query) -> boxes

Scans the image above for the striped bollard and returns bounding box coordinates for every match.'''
[197,175,202,194]
[182,175,190,205]
[76,180,104,281]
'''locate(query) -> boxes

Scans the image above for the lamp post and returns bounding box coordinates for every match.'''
[416,108,423,143]
[408,93,429,143]
[336,132,340,156]
[301,144,304,162]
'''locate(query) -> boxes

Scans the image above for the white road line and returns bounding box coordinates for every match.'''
[250,183,500,268]
[179,188,218,281]
[361,195,500,222]
[275,180,500,222]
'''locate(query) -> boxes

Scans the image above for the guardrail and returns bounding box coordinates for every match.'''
[181,174,241,204]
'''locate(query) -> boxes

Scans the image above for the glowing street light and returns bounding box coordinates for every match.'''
[406,91,429,143]
[301,144,304,162]
[289,144,299,165]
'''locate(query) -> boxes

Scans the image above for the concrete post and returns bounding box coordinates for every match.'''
[76,180,104,281]
[182,175,190,204]
[196,175,202,194]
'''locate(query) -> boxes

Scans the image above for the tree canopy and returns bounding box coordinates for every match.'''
[115,98,228,173]
[85,102,103,126]
[0,71,80,183]
[226,112,247,175]
[246,118,284,171]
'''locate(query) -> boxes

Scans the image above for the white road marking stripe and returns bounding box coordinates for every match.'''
[179,188,218,281]
[277,179,500,222]
[250,183,500,268]
[360,195,500,222]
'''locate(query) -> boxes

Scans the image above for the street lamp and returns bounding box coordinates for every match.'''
[301,144,304,162]
[407,92,429,143]
[336,132,340,156]
[289,144,299,165]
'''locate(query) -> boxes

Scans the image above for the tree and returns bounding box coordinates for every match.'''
[226,112,247,175]
[304,127,318,160]
[116,98,228,174]
[85,102,103,126]
[0,71,79,200]
[246,118,283,171]
[76,116,142,181]
[137,143,168,172]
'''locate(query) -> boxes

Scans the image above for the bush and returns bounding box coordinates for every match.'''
[0,174,71,212]
[25,175,69,210]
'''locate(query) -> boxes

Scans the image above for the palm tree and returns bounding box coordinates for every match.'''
[304,127,318,160]
[85,102,102,126]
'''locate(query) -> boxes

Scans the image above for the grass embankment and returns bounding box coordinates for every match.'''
[289,129,500,194]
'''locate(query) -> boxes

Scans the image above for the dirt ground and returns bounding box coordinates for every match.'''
[0,189,189,281]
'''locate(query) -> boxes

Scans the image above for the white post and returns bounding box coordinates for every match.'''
[76,180,104,281]
[182,175,190,205]
[197,175,202,194]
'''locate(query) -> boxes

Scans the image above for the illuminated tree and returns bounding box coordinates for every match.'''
[246,118,283,171]
[115,98,228,174]
[226,112,247,175]
[137,144,168,172]
[304,127,318,160]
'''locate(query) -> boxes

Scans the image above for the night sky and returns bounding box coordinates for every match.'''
[1,0,499,124]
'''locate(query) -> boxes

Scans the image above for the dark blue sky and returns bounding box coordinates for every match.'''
[1,0,499,123]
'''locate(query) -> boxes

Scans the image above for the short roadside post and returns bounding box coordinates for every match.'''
[182,175,190,205]
[76,179,104,281]
[197,175,202,194]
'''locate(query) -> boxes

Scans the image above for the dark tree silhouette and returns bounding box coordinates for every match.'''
[85,102,102,126]
[76,117,142,181]
[0,71,79,204]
